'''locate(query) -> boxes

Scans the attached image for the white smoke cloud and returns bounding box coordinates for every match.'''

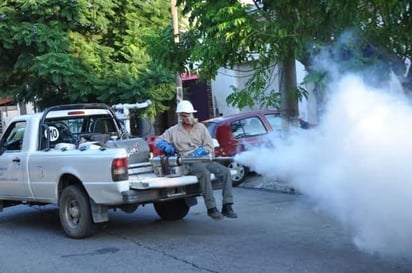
[235,74,412,257]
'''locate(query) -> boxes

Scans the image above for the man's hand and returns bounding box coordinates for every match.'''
[188,146,208,157]
[155,140,176,156]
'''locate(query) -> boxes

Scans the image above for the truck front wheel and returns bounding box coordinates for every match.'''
[59,185,97,239]
[154,199,190,220]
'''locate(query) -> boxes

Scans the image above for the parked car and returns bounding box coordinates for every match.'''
[203,110,312,185]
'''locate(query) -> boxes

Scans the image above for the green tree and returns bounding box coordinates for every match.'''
[357,0,412,91]
[150,0,361,123]
[0,0,175,117]
[150,0,412,122]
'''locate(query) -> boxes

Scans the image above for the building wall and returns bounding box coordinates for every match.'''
[211,66,245,116]
[210,61,318,124]
[184,79,212,122]
[0,103,35,134]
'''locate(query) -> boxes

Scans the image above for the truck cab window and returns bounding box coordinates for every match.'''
[1,121,26,151]
[92,118,116,134]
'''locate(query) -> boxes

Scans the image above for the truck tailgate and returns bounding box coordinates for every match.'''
[129,173,198,190]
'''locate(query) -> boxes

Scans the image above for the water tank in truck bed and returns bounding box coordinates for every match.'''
[106,137,150,164]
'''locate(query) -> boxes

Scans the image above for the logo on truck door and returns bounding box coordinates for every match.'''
[44,126,60,142]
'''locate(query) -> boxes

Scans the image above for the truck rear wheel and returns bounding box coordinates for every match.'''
[154,199,190,220]
[59,185,97,239]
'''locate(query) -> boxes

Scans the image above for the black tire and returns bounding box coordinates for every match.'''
[154,199,190,220]
[228,161,247,186]
[59,185,97,239]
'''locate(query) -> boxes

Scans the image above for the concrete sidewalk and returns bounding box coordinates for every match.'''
[239,173,298,194]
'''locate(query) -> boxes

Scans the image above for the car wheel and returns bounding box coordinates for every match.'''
[59,185,97,239]
[154,199,190,220]
[228,161,247,186]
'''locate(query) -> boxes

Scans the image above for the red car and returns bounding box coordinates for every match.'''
[203,110,311,185]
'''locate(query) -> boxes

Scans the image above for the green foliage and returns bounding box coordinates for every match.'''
[226,64,281,109]
[156,0,349,110]
[152,0,412,111]
[0,0,175,118]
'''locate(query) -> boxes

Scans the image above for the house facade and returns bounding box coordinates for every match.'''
[0,100,35,134]
[210,61,318,124]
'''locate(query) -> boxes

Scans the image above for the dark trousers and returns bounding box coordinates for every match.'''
[189,161,234,209]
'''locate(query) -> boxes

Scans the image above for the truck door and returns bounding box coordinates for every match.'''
[0,121,30,197]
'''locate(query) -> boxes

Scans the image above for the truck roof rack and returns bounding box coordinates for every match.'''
[42,103,112,113]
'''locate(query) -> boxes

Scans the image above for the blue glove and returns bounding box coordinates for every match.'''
[188,146,208,157]
[156,140,175,156]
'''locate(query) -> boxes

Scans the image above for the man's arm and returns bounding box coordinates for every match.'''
[155,129,176,155]
[200,123,214,154]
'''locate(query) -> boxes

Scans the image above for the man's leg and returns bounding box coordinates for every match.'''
[207,162,237,218]
[189,163,222,220]
[206,162,233,204]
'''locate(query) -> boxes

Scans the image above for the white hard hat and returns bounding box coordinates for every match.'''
[176,100,197,113]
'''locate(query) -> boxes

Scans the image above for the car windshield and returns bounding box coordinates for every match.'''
[203,121,218,137]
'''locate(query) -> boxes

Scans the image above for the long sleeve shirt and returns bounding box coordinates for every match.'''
[156,122,214,156]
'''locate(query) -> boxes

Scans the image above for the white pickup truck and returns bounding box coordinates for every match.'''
[0,103,227,238]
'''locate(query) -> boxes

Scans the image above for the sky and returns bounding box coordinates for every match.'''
[235,73,412,258]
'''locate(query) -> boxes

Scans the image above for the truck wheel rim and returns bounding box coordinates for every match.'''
[67,200,80,225]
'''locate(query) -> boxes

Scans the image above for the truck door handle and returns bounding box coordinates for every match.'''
[12,158,21,163]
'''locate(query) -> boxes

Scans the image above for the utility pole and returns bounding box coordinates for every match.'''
[170,0,183,103]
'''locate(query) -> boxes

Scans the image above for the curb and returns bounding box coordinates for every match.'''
[239,175,298,194]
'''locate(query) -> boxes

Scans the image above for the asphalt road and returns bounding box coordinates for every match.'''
[0,185,410,273]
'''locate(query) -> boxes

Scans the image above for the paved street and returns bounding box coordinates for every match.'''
[0,183,410,273]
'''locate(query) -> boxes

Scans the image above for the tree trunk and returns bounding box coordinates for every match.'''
[279,57,299,131]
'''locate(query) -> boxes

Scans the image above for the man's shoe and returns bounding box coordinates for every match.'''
[207,207,223,220]
[222,204,238,218]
